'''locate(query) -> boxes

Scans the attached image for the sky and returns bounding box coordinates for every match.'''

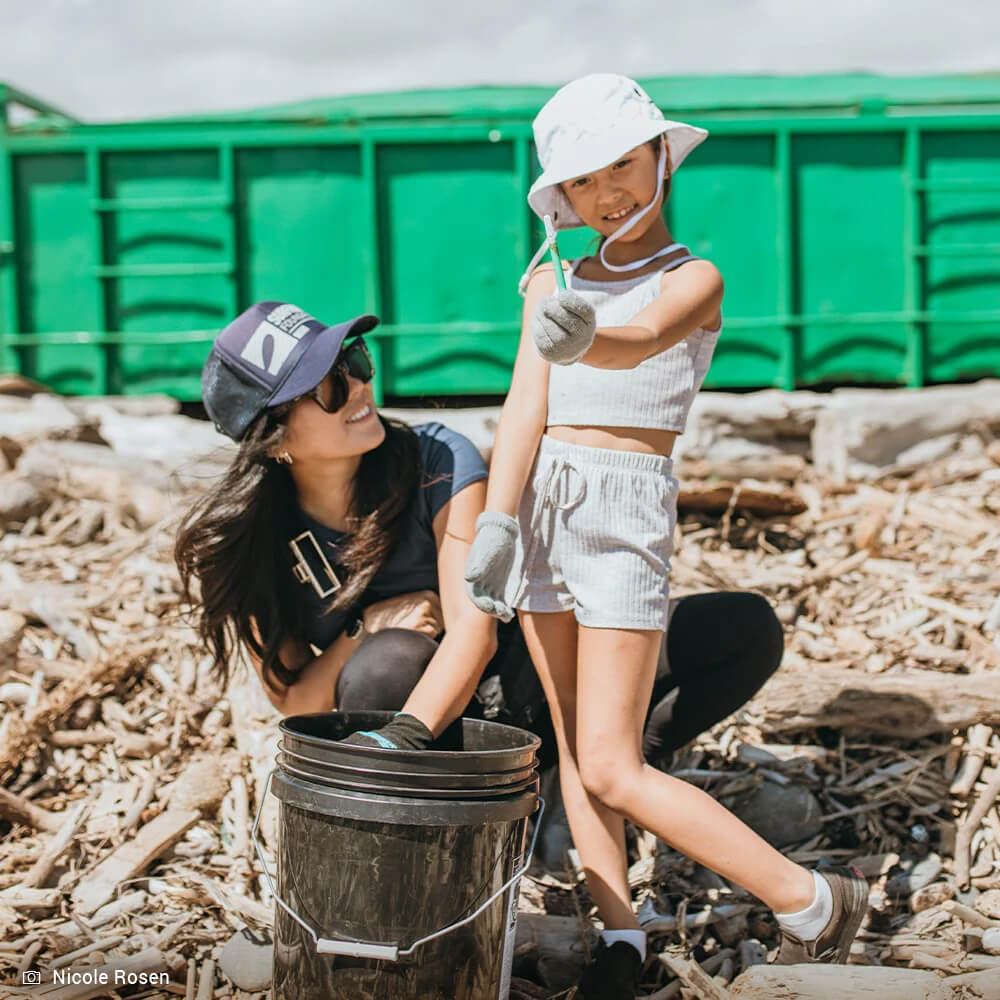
[2,0,999,122]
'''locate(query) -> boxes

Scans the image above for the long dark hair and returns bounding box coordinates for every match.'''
[175,410,420,690]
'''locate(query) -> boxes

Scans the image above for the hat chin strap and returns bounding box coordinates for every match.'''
[599,137,678,273]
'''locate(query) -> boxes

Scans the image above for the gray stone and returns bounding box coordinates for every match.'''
[728,779,824,848]
[886,853,943,900]
[218,927,273,991]
[0,476,49,526]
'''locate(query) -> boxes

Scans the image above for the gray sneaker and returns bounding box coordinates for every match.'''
[774,866,868,965]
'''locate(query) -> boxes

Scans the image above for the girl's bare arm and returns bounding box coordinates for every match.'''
[579,259,723,371]
[484,267,555,515]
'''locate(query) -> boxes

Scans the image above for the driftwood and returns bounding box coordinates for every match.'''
[749,667,1000,738]
[729,964,952,999]
[956,767,1000,889]
[0,644,157,778]
[1,390,999,998]
[678,481,808,517]
[0,785,63,832]
[70,808,200,914]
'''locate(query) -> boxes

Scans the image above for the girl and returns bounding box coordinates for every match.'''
[465,75,867,998]
[176,301,784,776]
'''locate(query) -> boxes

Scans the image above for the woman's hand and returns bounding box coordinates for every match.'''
[363,590,443,637]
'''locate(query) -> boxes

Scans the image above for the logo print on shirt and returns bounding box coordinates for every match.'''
[240,305,313,375]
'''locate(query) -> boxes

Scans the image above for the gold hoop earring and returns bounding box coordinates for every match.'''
[276,451,293,465]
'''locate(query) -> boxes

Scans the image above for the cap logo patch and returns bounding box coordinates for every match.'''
[239,304,313,375]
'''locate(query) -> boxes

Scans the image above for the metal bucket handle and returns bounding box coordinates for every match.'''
[252,767,544,962]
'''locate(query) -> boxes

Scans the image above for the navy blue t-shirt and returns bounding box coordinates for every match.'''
[294,422,488,650]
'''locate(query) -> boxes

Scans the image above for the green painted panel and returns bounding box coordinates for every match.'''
[922,130,1000,382]
[235,146,368,322]
[672,135,782,387]
[794,133,908,384]
[102,150,228,395]
[12,154,102,391]
[376,142,522,395]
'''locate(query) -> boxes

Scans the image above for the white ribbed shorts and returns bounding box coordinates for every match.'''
[511,435,678,630]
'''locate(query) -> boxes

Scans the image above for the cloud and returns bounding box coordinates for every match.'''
[1,0,998,121]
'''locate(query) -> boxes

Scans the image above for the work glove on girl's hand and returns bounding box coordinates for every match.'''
[532,289,597,365]
[464,511,518,623]
[342,713,434,751]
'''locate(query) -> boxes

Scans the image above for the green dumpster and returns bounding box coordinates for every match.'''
[1,74,999,400]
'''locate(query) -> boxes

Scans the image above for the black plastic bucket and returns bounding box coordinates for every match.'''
[260,711,541,1000]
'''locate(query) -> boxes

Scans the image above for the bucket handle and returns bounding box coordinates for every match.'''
[251,767,544,962]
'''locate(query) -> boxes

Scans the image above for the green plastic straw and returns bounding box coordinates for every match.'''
[543,215,567,290]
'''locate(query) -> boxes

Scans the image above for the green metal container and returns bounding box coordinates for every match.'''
[2,75,999,400]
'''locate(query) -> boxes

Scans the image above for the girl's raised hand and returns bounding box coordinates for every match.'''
[531,289,596,365]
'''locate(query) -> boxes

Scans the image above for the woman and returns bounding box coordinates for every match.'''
[176,299,783,771]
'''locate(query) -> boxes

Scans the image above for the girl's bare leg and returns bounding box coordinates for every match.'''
[519,610,640,930]
[575,624,815,914]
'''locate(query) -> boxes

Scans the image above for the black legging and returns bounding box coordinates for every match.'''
[335,591,783,768]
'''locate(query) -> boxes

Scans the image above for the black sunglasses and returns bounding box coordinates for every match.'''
[306,337,375,414]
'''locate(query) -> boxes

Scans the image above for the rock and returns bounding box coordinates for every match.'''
[983,926,1000,955]
[728,779,823,848]
[0,476,49,526]
[218,927,273,991]
[887,854,943,900]
[812,379,1000,482]
[976,889,1000,920]
[0,611,27,676]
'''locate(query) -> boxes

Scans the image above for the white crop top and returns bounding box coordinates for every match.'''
[546,253,721,433]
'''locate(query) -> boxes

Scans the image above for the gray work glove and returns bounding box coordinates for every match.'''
[464,511,518,623]
[531,289,597,365]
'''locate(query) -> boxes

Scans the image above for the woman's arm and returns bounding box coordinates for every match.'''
[579,259,723,371]
[484,267,555,515]
[399,479,500,736]
[247,630,361,716]
[249,589,445,716]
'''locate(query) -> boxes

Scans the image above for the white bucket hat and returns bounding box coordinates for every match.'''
[518,74,708,293]
[528,74,708,231]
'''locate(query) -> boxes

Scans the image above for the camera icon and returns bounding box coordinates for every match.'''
[21,970,41,985]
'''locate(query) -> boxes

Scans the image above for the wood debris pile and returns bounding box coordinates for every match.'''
[0,394,998,999]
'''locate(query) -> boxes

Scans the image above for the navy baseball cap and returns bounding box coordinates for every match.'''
[202,301,378,441]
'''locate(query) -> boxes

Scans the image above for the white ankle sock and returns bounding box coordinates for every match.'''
[600,929,647,962]
[775,871,833,940]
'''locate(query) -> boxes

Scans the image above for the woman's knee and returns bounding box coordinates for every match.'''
[336,628,439,711]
